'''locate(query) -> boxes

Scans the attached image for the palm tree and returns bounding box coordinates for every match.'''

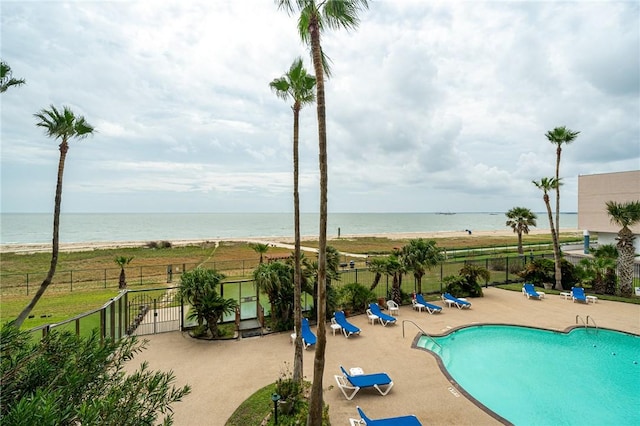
[178,267,226,328]
[0,60,26,93]
[115,256,134,290]
[505,207,538,255]
[533,177,562,291]
[306,246,341,321]
[14,105,95,327]
[545,126,579,233]
[605,200,640,297]
[275,2,369,422]
[578,255,617,294]
[592,244,618,260]
[270,57,316,383]
[252,243,270,264]
[400,239,444,294]
[192,292,237,338]
[459,263,491,288]
[384,254,405,305]
[367,257,387,291]
[253,261,295,329]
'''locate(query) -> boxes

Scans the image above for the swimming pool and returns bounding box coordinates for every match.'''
[417,325,640,425]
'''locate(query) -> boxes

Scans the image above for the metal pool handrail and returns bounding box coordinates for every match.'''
[402,319,441,350]
[576,315,599,333]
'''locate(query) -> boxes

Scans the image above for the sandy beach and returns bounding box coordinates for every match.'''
[0,228,580,254]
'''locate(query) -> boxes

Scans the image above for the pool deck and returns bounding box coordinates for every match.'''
[129,287,640,425]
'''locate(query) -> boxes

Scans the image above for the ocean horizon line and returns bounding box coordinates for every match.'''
[1,211,578,215]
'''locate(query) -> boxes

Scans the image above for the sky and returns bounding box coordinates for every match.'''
[1,0,639,214]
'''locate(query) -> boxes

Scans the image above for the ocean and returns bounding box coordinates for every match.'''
[0,212,578,245]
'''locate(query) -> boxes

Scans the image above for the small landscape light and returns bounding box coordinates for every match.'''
[271,392,281,424]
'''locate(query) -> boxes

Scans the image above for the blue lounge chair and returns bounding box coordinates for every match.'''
[442,293,471,309]
[335,366,394,400]
[301,318,316,349]
[523,283,543,300]
[571,287,588,303]
[333,311,361,338]
[368,303,396,326]
[352,406,422,426]
[415,294,443,314]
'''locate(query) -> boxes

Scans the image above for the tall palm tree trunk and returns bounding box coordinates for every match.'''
[517,231,523,255]
[14,141,68,327]
[369,273,381,291]
[555,147,561,236]
[119,268,127,289]
[308,12,328,426]
[544,194,562,290]
[292,105,304,383]
[617,227,635,297]
[392,274,401,304]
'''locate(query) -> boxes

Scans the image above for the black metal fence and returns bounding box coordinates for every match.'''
[7,251,639,298]
[26,251,640,343]
[0,259,262,296]
[1,245,558,296]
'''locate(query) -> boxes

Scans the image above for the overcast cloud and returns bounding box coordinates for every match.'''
[1,0,638,214]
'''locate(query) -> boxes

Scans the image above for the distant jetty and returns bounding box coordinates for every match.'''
[436,212,456,215]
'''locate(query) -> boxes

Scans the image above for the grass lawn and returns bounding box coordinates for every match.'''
[1,289,122,328]
[292,232,583,255]
[226,383,275,426]
[1,233,582,274]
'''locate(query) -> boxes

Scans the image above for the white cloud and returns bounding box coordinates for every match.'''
[1,0,638,214]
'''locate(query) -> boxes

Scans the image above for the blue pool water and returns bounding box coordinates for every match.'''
[418,325,640,425]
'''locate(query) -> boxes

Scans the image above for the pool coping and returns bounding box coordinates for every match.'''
[411,322,640,425]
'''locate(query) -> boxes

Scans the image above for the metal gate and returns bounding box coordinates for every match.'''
[126,287,183,336]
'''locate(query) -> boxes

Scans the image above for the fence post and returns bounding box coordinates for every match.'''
[26,273,29,295]
[100,309,106,344]
[385,275,389,299]
[70,270,73,292]
[140,266,143,285]
[153,299,158,334]
[110,301,116,340]
[124,291,130,335]
[506,257,510,283]
[180,293,184,331]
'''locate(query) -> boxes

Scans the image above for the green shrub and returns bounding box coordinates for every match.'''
[508,260,524,275]
[518,258,554,285]
[0,325,190,425]
[519,257,580,290]
[560,258,580,291]
[489,257,506,271]
[337,282,376,314]
[443,275,483,298]
[275,363,301,403]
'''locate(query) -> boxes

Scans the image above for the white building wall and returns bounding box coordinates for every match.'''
[578,171,640,256]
